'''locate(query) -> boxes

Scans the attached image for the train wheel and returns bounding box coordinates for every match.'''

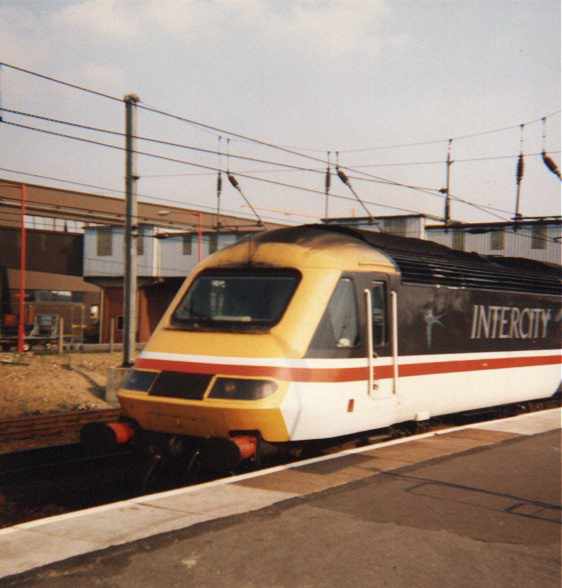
[181,449,202,483]
[139,450,163,493]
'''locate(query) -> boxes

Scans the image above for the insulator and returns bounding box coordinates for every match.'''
[324,167,331,193]
[542,152,561,179]
[227,173,239,190]
[217,172,223,194]
[516,154,524,183]
[336,167,349,185]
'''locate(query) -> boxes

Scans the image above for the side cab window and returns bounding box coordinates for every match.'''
[309,278,359,351]
[371,281,387,347]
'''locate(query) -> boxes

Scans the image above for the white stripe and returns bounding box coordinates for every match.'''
[139,348,561,370]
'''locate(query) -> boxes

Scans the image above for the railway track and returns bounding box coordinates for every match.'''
[0,398,559,529]
[0,408,121,444]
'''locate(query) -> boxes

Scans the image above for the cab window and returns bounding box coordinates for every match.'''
[371,282,386,346]
[310,278,359,350]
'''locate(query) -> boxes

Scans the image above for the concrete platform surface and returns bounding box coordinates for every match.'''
[1,408,560,586]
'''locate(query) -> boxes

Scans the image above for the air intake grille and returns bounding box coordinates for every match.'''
[149,372,212,400]
[288,224,562,296]
[392,253,561,295]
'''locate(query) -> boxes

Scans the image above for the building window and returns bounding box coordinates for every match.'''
[452,230,465,251]
[490,229,504,251]
[137,230,144,256]
[531,225,547,250]
[182,234,193,255]
[209,233,218,254]
[383,218,407,237]
[97,229,113,256]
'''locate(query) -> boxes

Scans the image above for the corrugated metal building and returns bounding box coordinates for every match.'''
[322,215,562,266]
[426,218,562,265]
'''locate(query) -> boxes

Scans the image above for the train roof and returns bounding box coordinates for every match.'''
[255,225,562,296]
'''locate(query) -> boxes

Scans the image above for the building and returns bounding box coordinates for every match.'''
[322,214,441,239]
[5,268,101,342]
[322,214,562,266]
[426,218,562,265]
[0,224,102,342]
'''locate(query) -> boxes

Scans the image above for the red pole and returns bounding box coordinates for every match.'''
[17,184,27,353]
[197,213,202,261]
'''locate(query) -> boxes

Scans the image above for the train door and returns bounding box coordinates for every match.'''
[358,274,399,428]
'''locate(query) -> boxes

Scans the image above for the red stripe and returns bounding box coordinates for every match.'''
[135,354,561,383]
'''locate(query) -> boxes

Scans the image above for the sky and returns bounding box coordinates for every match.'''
[0,0,560,229]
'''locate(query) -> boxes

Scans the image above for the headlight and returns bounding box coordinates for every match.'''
[208,378,278,400]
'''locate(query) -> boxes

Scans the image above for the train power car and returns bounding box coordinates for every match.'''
[103,225,561,469]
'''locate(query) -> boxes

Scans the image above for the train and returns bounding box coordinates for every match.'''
[86,224,562,470]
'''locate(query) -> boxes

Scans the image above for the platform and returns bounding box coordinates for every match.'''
[1,408,560,586]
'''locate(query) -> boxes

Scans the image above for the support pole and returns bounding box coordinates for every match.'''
[444,139,453,225]
[17,184,27,353]
[109,317,115,353]
[123,94,140,367]
[324,151,331,219]
[514,124,525,221]
[216,167,223,238]
[58,316,64,354]
[98,291,104,344]
[197,213,203,261]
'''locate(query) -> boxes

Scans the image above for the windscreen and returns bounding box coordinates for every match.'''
[171,270,299,330]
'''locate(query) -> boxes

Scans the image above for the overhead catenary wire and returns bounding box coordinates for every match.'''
[0,120,545,227]
[0,191,284,234]
[223,136,262,226]
[1,119,440,218]
[226,173,263,227]
[0,62,123,104]
[3,105,559,213]
[541,117,562,180]
[1,105,455,195]
[335,151,375,222]
[0,107,326,177]
[0,74,558,228]
[0,169,308,227]
[3,118,547,229]
[139,150,561,176]
[10,172,508,232]
[2,61,560,172]
[2,61,559,251]
[331,110,562,154]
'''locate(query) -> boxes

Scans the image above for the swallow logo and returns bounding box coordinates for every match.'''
[423,308,445,348]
